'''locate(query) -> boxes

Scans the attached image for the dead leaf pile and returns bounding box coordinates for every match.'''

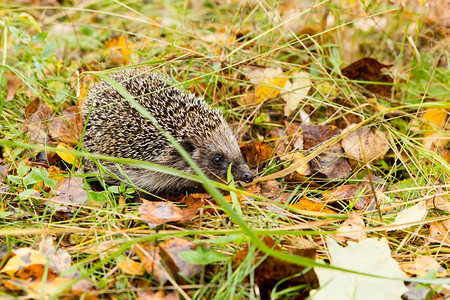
[0,236,97,299]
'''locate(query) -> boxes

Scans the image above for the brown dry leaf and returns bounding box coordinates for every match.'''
[247,67,288,104]
[159,238,202,280]
[10,277,71,299]
[301,124,352,179]
[47,170,89,217]
[118,259,145,276]
[429,220,450,244]
[133,242,168,284]
[134,238,201,284]
[79,241,121,259]
[233,236,318,292]
[281,71,312,116]
[139,200,183,229]
[323,183,373,210]
[180,193,207,221]
[240,140,273,167]
[37,235,71,275]
[335,213,367,242]
[272,121,304,155]
[49,106,83,146]
[258,180,284,200]
[47,165,66,183]
[426,195,450,212]
[104,35,132,67]
[5,71,22,102]
[400,256,448,278]
[326,98,362,129]
[302,124,341,150]
[22,99,54,145]
[341,57,393,97]
[342,125,389,165]
[138,290,179,300]
[289,197,335,214]
[0,164,10,183]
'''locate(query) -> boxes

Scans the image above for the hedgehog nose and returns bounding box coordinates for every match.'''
[242,171,253,183]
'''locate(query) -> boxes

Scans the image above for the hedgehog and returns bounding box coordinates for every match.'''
[82,69,253,194]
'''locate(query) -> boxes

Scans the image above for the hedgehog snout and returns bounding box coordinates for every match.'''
[242,170,253,183]
[233,163,253,183]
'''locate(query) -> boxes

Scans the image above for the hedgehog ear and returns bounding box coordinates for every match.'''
[180,139,195,154]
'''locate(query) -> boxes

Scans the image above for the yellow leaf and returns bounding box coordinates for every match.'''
[118,259,145,276]
[0,248,47,276]
[256,76,288,104]
[423,109,448,137]
[56,143,79,167]
[104,36,131,66]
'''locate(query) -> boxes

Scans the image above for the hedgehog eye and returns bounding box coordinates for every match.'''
[212,155,223,165]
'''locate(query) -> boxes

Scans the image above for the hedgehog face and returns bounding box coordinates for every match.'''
[190,122,253,184]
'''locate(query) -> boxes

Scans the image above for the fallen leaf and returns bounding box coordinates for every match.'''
[5,72,22,102]
[233,236,318,295]
[247,67,288,104]
[323,183,373,210]
[422,109,448,136]
[256,180,282,200]
[56,143,80,167]
[301,124,352,180]
[133,238,201,285]
[290,197,335,214]
[118,259,145,276]
[284,152,310,175]
[271,122,303,155]
[311,237,407,300]
[426,195,450,212]
[79,241,121,259]
[401,256,448,278]
[37,235,71,275]
[421,109,449,151]
[429,220,450,244]
[281,71,312,116]
[49,106,83,146]
[335,213,367,242]
[240,141,273,167]
[341,57,393,97]
[180,194,206,221]
[47,170,89,217]
[302,124,341,150]
[139,200,183,229]
[0,248,47,277]
[342,125,389,165]
[389,201,427,231]
[105,35,132,67]
[137,290,179,300]
[22,99,54,145]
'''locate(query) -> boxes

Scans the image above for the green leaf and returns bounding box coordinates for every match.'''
[178,245,228,265]
[17,162,30,177]
[16,12,41,32]
[24,168,57,188]
[42,41,56,58]
[19,189,40,200]
[199,234,247,246]
[89,191,110,203]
